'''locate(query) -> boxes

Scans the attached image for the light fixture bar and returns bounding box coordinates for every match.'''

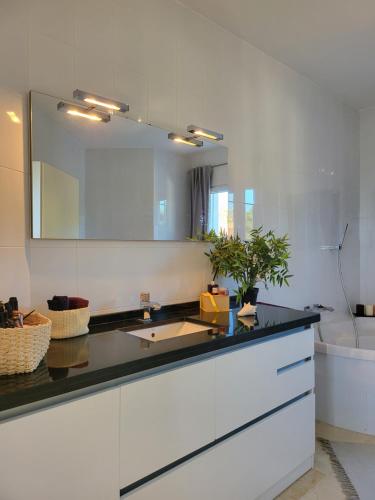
[187,125,223,141]
[57,102,111,123]
[168,133,203,147]
[73,89,129,113]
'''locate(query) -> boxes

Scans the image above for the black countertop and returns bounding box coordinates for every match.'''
[0,302,320,413]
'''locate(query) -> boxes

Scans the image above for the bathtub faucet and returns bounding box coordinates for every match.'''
[304,304,333,343]
[304,304,334,312]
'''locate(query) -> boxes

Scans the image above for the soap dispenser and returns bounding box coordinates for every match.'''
[207,281,218,294]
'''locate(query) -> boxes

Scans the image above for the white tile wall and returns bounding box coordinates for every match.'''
[0,167,26,246]
[29,33,75,99]
[0,0,360,313]
[0,0,29,93]
[0,88,25,172]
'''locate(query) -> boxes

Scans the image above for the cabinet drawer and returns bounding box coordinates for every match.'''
[120,359,215,488]
[216,328,314,437]
[123,394,315,500]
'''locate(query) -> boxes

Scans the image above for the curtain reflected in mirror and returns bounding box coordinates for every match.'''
[189,166,212,238]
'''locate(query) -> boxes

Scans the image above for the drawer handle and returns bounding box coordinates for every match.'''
[277,356,312,375]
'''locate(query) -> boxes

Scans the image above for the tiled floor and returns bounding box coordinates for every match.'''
[277,421,375,499]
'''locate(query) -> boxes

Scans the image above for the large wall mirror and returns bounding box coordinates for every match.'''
[30,91,231,241]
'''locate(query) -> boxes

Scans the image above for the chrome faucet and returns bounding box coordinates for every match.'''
[139,292,161,323]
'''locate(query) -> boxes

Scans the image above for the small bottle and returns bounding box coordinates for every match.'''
[208,281,218,294]
[365,304,373,317]
[0,311,8,328]
[356,304,365,316]
[12,311,23,328]
[9,297,18,311]
[0,302,9,328]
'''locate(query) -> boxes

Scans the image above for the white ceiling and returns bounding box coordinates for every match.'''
[181,0,375,109]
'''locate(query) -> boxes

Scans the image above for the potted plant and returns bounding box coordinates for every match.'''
[204,228,292,305]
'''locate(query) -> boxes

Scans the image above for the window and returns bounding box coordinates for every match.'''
[244,189,254,239]
[208,190,234,236]
[158,199,168,224]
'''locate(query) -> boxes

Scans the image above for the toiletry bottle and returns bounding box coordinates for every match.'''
[356,304,365,316]
[12,311,23,328]
[9,297,18,311]
[208,281,218,294]
[0,302,9,328]
[0,311,7,328]
[7,297,22,327]
[365,304,373,317]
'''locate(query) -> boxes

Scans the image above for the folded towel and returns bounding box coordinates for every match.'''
[47,295,89,311]
[47,300,63,311]
[48,296,69,311]
[53,296,69,309]
[68,297,89,310]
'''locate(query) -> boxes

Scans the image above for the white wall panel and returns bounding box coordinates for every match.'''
[0,0,360,313]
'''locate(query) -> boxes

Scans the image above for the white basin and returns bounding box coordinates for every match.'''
[126,321,210,342]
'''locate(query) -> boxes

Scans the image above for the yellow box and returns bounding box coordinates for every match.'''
[200,292,230,312]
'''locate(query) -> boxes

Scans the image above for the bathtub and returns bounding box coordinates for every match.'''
[315,313,375,435]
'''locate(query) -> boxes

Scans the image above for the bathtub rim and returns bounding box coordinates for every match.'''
[315,340,375,361]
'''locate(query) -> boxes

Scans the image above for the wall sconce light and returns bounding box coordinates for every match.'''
[168,133,203,147]
[57,101,111,123]
[187,125,223,141]
[73,89,129,113]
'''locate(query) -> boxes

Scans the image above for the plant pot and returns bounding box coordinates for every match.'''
[241,287,259,306]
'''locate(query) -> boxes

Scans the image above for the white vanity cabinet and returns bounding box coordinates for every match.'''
[120,327,315,498]
[0,388,120,500]
[119,358,216,487]
[215,327,314,436]
[123,394,315,500]
[0,326,315,500]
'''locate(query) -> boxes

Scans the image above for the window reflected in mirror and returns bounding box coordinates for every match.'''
[208,191,234,236]
[244,188,255,240]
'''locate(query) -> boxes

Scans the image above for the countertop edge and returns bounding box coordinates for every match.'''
[0,310,319,415]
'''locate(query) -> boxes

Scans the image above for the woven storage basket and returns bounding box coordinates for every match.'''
[45,307,90,339]
[0,312,51,376]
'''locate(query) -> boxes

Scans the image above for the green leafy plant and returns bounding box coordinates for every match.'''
[204,228,292,304]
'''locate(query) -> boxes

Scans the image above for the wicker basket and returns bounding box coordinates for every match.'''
[45,307,90,339]
[0,312,51,376]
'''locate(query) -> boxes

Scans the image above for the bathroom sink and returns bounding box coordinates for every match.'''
[125,321,211,342]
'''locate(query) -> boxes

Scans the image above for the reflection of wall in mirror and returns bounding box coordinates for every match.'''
[84,148,154,240]
[85,149,192,241]
[32,106,86,237]
[32,161,80,239]
[153,150,191,240]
